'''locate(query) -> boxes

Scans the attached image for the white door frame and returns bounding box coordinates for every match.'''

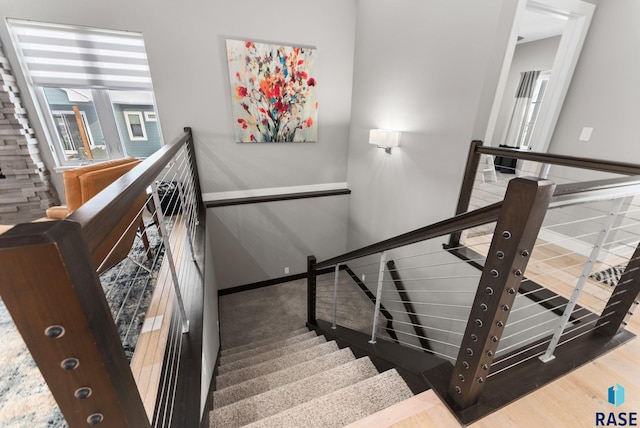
[484,0,595,153]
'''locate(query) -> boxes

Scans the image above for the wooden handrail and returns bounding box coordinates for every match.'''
[318,173,640,271]
[476,145,640,176]
[69,129,193,255]
[315,202,502,269]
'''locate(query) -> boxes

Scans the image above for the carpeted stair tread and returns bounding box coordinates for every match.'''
[221,327,309,357]
[211,358,379,427]
[214,348,356,408]
[219,331,317,366]
[216,341,340,389]
[244,369,414,428]
[218,336,327,374]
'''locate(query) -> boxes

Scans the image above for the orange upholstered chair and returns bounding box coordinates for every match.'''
[46,158,149,273]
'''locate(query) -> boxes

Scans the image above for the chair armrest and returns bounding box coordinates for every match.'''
[46,206,71,219]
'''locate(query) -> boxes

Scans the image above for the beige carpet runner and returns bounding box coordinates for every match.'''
[210,328,413,427]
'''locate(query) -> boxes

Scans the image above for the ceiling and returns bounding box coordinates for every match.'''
[518,8,568,44]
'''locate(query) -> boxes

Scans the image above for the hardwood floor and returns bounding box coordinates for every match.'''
[365,236,640,427]
[130,214,191,418]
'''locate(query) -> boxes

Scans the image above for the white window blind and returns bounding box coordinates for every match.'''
[7,19,152,90]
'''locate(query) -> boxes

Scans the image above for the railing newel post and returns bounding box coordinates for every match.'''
[448,177,555,409]
[307,255,317,325]
[0,221,151,427]
[332,264,340,329]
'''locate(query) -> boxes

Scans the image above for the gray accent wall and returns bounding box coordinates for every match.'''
[345,0,515,251]
[209,194,349,290]
[548,0,639,163]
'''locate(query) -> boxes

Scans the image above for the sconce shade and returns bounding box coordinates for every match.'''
[369,129,401,148]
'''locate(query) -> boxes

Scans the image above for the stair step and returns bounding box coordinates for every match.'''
[218,335,325,374]
[344,390,442,428]
[216,341,340,389]
[214,348,356,408]
[244,369,414,428]
[211,358,379,427]
[221,327,309,357]
[219,331,317,366]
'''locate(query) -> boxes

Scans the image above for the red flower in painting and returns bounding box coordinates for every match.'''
[237,118,248,129]
[235,86,248,99]
[307,78,316,87]
[306,117,313,128]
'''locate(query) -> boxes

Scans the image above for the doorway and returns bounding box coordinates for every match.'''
[484,0,596,155]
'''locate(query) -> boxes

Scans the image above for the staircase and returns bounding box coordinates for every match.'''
[210,327,414,427]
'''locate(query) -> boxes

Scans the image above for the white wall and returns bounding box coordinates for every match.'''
[548,0,639,164]
[210,194,350,290]
[346,0,514,250]
[493,36,561,147]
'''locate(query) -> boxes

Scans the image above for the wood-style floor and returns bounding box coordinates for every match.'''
[130,214,192,418]
[350,237,640,427]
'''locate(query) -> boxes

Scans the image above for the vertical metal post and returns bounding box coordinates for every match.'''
[369,251,388,344]
[540,198,624,362]
[539,163,551,179]
[307,255,317,325]
[151,181,190,333]
[332,264,340,329]
[448,177,555,409]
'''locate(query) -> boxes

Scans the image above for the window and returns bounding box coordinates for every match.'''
[517,71,551,149]
[124,111,147,141]
[7,19,163,166]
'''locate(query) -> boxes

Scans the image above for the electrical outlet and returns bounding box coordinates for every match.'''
[284,267,290,274]
[579,127,593,141]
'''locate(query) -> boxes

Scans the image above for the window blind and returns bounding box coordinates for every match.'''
[7,19,153,90]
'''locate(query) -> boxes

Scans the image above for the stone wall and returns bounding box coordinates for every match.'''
[0,44,58,224]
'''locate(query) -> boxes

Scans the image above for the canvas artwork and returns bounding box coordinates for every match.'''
[226,39,318,143]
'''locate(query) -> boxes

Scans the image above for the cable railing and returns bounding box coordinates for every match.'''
[306,140,640,424]
[0,128,205,428]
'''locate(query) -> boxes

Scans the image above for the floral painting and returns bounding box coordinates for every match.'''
[226,39,318,143]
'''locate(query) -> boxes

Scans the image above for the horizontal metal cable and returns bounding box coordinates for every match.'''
[494,327,556,356]
[488,348,548,378]
[381,289,476,294]
[384,308,467,323]
[381,299,472,309]
[510,294,561,314]
[393,339,457,361]
[543,212,610,229]
[558,320,609,347]
[390,318,464,336]
[505,302,568,328]
[387,257,488,271]
[381,274,482,282]
[500,317,559,342]
[393,329,461,349]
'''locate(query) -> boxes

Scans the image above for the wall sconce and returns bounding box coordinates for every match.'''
[369,129,401,154]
